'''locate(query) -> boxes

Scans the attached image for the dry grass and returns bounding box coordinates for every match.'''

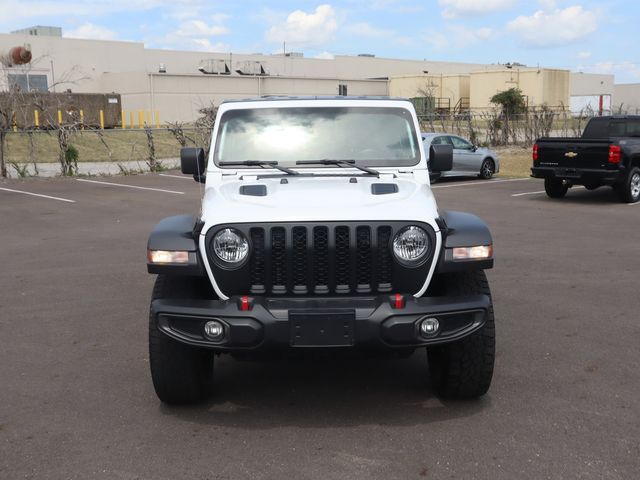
[493,146,533,178]
[5,128,195,164]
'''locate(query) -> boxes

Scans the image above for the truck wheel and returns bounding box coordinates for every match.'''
[617,167,640,203]
[149,275,215,404]
[427,271,495,399]
[544,178,568,198]
[478,159,495,179]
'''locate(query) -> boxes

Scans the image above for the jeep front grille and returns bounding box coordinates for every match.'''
[248,224,395,295]
[207,222,435,297]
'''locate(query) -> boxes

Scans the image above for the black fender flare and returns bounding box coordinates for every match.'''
[436,211,494,273]
[147,215,205,276]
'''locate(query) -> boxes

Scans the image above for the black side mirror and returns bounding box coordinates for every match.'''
[429,144,453,172]
[180,147,206,183]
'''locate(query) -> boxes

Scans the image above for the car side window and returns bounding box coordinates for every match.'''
[431,136,450,145]
[450,136,472,150]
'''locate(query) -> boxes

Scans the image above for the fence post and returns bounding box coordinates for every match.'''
[80,110,85,130]
[155,111,160,129]
[12,111,17,132]
[99,110,105,130]
[34,110,39,128]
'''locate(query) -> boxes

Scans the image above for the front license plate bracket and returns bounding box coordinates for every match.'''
[289,310,355,347]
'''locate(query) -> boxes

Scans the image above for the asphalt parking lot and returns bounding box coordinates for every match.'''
[1,172,639,479]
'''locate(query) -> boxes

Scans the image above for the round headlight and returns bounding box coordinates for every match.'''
[213,228,249,264]
[393,226,430,264]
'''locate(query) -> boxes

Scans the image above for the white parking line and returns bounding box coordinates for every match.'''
[512,186,585,197]
[0,187,76,203]
[76,178,184,194]
[159,173,191,180]
[431,178,530,189]
[512,190,545,197]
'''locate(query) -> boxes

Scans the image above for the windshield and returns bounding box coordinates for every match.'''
[213,106,420,168]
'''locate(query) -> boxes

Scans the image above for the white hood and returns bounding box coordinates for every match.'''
[200,171,440,230]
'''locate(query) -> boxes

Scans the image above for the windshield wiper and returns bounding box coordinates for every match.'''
[295,159,380,177]
[219,160,300,175]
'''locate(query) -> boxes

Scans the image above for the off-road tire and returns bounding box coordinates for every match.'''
[616,167,640,203]
[149,275,215,405]
[479,159,495,179]
[427,270,495,399]
[544,178,568,198]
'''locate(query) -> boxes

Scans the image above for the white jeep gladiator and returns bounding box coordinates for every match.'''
[146,97,496,404]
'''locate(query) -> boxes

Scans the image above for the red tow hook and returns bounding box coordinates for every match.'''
[240,296,250,311]
[392,294,405,309]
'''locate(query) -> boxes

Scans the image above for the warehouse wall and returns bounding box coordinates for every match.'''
[388,74,470,105]
[102,72,388,123]
[613,83,640,113]
[469,68,569,110]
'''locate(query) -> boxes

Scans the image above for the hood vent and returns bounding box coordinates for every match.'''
[239,185,267,197]
[371,183,398,195]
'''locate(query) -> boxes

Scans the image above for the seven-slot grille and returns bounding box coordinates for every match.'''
[248,225,394,295]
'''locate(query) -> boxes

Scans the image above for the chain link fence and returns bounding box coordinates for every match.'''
[417,108,594,147]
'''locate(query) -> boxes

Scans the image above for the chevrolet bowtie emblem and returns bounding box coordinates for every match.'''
[564,152,578,158]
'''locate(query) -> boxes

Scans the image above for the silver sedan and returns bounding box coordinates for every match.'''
[422,132,500,180]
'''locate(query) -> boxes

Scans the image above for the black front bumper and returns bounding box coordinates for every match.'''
[151,294,490,351]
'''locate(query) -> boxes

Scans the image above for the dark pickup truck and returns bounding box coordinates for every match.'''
[531,116,640,203]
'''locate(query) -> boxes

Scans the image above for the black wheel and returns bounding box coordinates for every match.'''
[149,275,215,404]
[427,271,495,399]
[616,167,640,203]
[544,178,568,198]
[478,158,495,179]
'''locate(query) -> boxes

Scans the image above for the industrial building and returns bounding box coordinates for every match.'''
[0,27,622,124]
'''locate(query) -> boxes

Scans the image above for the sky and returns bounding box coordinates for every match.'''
[2,0,639,83]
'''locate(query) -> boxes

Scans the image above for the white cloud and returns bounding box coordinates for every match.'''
[191,39,229,52]
[438,0,515,18]
[176,20,229,37]
[427,24,495,50]
[314,51,335,59]
[265,4,338,49]
[578,51,591,59]
[65,23,117,41]
[576,61,640,84]
[346,22,395,38]
[150,14,230,51]
[507,6,597,48]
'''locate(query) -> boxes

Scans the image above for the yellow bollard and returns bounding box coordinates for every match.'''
[121,110,126,129]
[99,110,105,130]
[129,111,134,129]
[155,111,160,129]
[80,110,85,130]
[58,110,62,125]
[138,110,144,128]
[12,111,17,132]
[34,110,39,128]
[146,111,151,125]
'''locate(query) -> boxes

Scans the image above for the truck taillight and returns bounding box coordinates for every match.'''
[532,143,539,162]
[608,145,621,164]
